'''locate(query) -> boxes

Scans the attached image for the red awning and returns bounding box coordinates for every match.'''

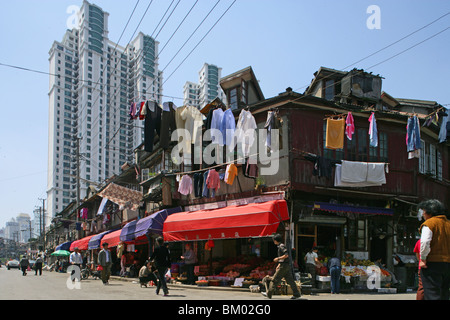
[100,230,122,248]
[70,235,96,251]
[163,200,289,242]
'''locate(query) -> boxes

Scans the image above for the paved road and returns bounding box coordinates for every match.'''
[0,267,415,301]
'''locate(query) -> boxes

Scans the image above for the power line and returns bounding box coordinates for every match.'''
[365,26,450,70]
[343,11,450,71]
[289,25,450,108]
[154,0,182,40]
[134,0,222,98]
[294,11,450,92]
[163,0,237,86]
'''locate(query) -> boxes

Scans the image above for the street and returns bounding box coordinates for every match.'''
[0,267,416,301]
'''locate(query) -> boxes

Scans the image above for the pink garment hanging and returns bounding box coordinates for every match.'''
[345,112,355,140]
[79,208,88,219]
[206,169,220,191]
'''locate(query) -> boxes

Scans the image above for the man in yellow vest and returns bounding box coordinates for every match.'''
[418,199,450,300]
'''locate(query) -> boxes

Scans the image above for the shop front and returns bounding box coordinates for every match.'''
[295,201,396,292]
[162,200,291,288]
[116,207,183,276]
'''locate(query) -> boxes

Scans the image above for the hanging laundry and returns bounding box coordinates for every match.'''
[204,107,214,141]
[221,109,236,148]
[206,169,220,197]
[178,175,193,196]
[431,113,439,126]
[180,106,203,151]
[79,208,88,220]
[335,160,386,187]
[439,114,449,143]
[345,112,355,140]
[406,116,421,153]
[202,170,210,198]
[264,110,284,152]
[97,198,109,216]
[368,112,378,147]
[134,101,143,119]
[160,102,177,149]
[210,108,224,145]
[193,172,204,198]
[244,157,258,179]
[139,101,147,120]
[144,100,162,153]
[236,109,257,157]
[325,118,345,150]
[225,163,238,185]
[129,102,137,120]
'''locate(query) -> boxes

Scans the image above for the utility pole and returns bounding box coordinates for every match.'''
[39,198,46,251]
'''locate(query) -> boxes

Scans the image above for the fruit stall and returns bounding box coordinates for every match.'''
[172,255,278,288]
[313,252,394,291]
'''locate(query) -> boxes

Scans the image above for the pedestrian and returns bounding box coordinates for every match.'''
[120,252,127,277]
[35,254,44,276]
[69,247,83,270]
[98,242,112,285]
[413,239,424,300]
[262,233,301,300]
[304,247,322,288]
[139,260,157,288]
[150,236,171,296]
[328,255,341,294]
[181,243,197,285]
[19,256,30,276]
[418,199,450,300]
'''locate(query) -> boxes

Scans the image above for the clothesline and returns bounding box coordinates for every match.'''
[423,106,446,120]
[166,152,261,177]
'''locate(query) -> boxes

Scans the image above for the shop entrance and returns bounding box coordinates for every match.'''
[297,223,343,272]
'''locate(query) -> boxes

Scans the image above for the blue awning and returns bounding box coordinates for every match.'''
[55,241,73,251]
[120,207,182,242]
[313,202,393,216]
[120,219,139,242]
[88,230,114,250]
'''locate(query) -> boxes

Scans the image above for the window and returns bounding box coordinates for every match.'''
[241,80,247,104]
[347,219,366,251]
[358,128,367,161]
[420,140,441,179]
[229,88,238,110]
[324,79,335,100]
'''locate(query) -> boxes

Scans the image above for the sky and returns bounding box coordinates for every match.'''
[0,0,449,228]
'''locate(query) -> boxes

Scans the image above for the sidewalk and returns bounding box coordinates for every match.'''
[110,275,416,297]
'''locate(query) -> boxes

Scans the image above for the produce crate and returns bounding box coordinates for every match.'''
[317,281,331,290]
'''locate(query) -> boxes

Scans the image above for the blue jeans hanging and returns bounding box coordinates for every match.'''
[407,116,421,152]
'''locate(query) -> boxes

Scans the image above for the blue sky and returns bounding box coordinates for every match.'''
[0,0,449,228]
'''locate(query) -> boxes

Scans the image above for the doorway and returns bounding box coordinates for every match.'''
[297,223,343,272]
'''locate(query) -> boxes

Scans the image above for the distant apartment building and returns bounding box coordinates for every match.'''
[47,0,163,224]
[183,63,225,109]
[5,219,19,242]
